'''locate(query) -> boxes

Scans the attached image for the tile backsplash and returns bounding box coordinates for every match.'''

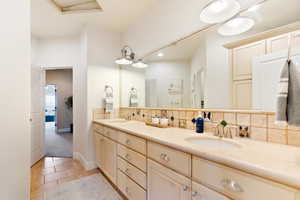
[94,107,300,147]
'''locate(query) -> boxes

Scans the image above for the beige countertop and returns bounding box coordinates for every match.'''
[94,119,300,189]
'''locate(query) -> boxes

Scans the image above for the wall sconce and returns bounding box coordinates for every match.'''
[115,46,148,68]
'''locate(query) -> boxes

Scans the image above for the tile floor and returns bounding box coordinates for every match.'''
[31,157,100,200]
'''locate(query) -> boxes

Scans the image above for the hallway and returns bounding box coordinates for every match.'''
[45,122,73,157]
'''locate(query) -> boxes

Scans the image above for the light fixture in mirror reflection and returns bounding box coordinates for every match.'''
[120,0,300,111]
[218,17,255,36]
[200,0,241,24]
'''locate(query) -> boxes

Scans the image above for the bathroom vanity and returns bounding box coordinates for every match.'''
[93,119,300,200]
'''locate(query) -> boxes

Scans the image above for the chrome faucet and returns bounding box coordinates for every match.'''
[213,124,235,139]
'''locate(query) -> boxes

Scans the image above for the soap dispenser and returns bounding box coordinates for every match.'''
[192,115,204,134]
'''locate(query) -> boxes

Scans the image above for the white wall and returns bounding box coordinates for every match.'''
[32,25,122,170]
[0,0,31,199]
[86,25,122,167]
[120,66,146,107]
[31,35,90,168]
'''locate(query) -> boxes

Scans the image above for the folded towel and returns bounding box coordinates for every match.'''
[287,60,300,126]
[276,60,300,126]
[275,61,289,124]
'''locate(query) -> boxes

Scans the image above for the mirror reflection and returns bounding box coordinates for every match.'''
[120,0,300,110]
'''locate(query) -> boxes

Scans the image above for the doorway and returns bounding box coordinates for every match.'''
[45,69,73,157]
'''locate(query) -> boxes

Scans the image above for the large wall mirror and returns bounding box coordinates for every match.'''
[120,0,300,111]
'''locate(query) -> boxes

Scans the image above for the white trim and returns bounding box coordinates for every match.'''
[73,152,97,171]
[57,128,71,133]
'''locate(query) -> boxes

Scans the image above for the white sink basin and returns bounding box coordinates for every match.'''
[185,137,241,150]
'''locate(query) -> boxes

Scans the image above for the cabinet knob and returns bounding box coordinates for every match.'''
[160,153,170,162]
[125,187,130,196]
[192,191,198,197]
[182,186,188,191]
[220,178,243,193]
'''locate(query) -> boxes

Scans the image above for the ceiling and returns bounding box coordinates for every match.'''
[31,0,157,38]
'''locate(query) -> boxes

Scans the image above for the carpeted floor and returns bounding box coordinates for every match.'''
[44,174,122,200]
[45,122,73,157]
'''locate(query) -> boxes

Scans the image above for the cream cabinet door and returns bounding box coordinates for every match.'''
[148,159,191,200]
[233,80,252,109]
[266,33,290,53]
[98,135,117,184]
[291,30,300,48]
[233,41,266,80]
[94,133,102,167]
[192,182,230,200]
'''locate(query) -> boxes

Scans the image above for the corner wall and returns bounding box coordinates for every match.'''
[0,0,31,199]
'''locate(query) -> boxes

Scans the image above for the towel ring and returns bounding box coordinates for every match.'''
[130,87,137,95]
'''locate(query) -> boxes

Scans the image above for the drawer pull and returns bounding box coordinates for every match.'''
[182,186,188,191]
[160,153,170,162]
[126,139,131,145]
[192,191,198,197]
[221,179,243,193]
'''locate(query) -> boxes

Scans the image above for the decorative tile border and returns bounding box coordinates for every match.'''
[94,107,300,147]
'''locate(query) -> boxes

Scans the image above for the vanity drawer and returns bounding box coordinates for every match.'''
[192,181,230,200]
[118,157,147,189]
[192,156,297,200]
[148,141,191,177]
[118,144,146,172]
[103,127,118,140]
[118,131,146,155]
[93,123,104,134]
[117,170,146,200]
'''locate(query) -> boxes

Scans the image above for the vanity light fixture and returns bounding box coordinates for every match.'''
[200,0,241,24]
[115,46,135,65]
[115,46,148,68]
[132,59,148,68]
[218,17,255,36]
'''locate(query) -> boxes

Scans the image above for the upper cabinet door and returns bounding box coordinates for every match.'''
[192,182,230,200]
[148,159,191,200]
[291,30,300,48]
[266,33,290,54]
[233,41,266,80]
[233,80,252,109]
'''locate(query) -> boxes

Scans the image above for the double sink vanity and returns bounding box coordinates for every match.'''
[93,119,300,200]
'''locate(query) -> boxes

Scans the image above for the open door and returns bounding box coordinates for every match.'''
[30,67,45,166]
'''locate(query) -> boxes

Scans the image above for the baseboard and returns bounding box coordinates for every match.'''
[73,152,97,171]
[58,128,71,133]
